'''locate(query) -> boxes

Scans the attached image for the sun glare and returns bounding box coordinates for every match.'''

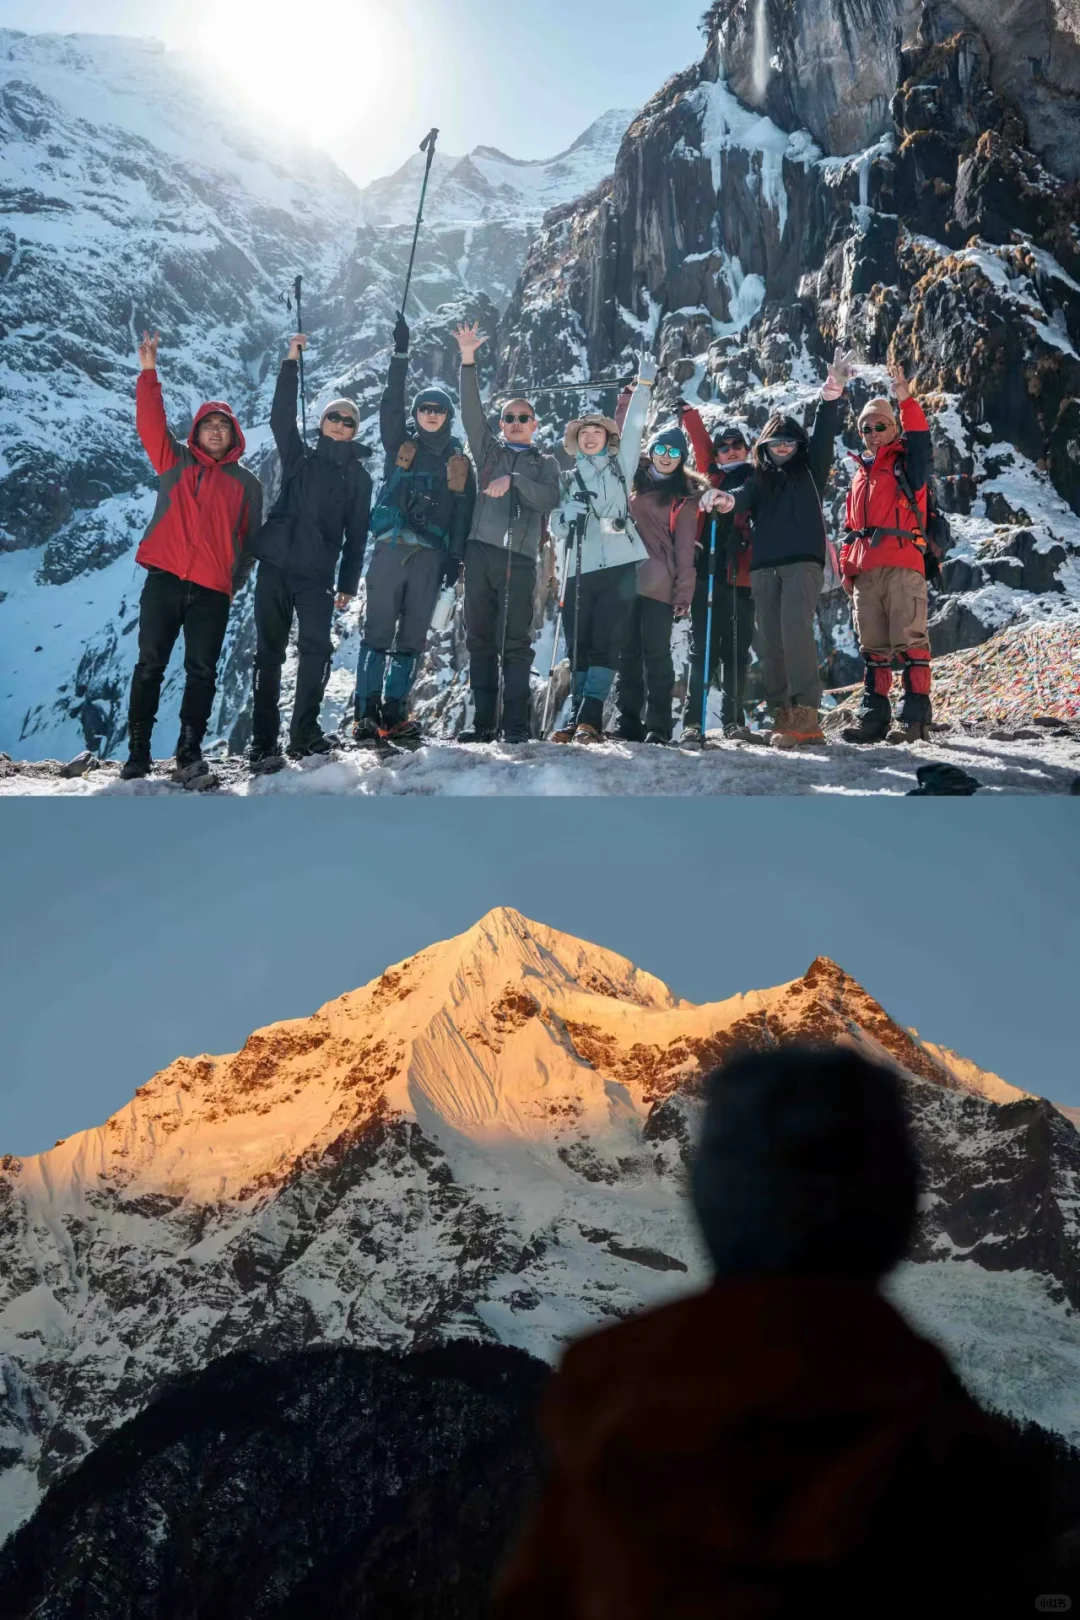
[194,0,388,136]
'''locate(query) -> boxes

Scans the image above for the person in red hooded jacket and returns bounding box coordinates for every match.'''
[121,331,262,781]
[839,362,933,744]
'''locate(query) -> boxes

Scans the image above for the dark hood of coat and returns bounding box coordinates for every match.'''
[753,412,810,475]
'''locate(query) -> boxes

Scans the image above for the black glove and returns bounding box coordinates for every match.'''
[675,399,688,421]
[393,312,410,355]
[442,554,462,588]
[923,548,942,588]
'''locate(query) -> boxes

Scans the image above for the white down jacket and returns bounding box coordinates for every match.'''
[551,382,650,575]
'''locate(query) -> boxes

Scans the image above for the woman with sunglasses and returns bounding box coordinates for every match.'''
[548,355,657,744]
[353,314,476,750]
[712,348,853,749]
[614,427,708,745]
[838,363,934,745]
[247,334,372,766]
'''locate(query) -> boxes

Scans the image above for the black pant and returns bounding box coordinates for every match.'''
[687,561,755,728]
[464,540,536,729]
[252,563,335,746]
[617,596,675,739]
[128,567,231,736]
[561,562,638,730]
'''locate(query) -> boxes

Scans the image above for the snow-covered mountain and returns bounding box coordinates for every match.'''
[2,907,1079,1545]
[0,29,631,759]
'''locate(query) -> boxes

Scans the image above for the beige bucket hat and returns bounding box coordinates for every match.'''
[564,414,621,455]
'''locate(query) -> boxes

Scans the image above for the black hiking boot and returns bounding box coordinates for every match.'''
[288,729,336,760]
[172,723,208,782]
[888,691,933,746]
[384,719,424,750]
[247,735,284,769]
[121,721,153,781]
[644,730,670,746]
[842,693,892,745]
[458,725,497,744]
[679,725,704,750]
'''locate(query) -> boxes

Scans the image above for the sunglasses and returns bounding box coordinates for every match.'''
[861,421,891,434]
[652,444,683,459]
[417,405,447,416]
[766,436,798,448]
[502,412,534,425]
[716,438,746,451]
[325,412,357,429]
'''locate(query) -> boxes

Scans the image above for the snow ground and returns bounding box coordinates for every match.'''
[3,729,1078,796]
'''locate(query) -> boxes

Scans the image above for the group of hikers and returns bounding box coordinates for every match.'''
[121,317,938,778]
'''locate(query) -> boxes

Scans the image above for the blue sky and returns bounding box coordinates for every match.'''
[1,800,1077,1156]
[1,0,709,180]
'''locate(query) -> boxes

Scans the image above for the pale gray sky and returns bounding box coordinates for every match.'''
[1,0,708,181]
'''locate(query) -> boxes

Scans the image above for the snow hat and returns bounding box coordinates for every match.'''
[713,424,749,451]
[412,386,454,420]
[690,1046,918,1281]
[647,426,689,461]
[564,414,620,455]
[858,397,899,430]
[319,398,360,431]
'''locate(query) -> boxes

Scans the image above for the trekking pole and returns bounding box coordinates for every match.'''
[280,276,308,440]
[541,538,572,738]
[700,518,717,735]
[571,512,584,725]
[496,488,517,737]
[731,549,739,728]
[400,128,440,317]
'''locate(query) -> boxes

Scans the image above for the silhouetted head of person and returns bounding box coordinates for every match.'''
[690,1045,918,1282]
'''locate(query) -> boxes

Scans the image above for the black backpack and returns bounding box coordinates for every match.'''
[895,462,954,586]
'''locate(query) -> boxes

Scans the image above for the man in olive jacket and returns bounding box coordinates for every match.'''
[452,321,561,743]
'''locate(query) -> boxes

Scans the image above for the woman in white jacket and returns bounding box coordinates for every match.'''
[550,356,656,743]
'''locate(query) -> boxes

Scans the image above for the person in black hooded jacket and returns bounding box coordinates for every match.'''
[352,314,476,747]
[714,349,852,748]
[247,335,372,763]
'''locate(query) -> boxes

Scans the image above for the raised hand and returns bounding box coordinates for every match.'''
[887,359,913,402]
[452,322,488,364]
[823,346,855,399]
[137,330,160,371]
[638,353,659,386]
[393,312,410,355]
[287,333,308,362]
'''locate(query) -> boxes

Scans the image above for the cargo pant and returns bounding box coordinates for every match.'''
[750,561,824,712]
[851,565,931,700]
[356,537,446,711]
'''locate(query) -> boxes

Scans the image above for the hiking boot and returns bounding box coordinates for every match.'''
[842,695,891,745]
[458,725,497,744]
[385,719,424,749]
[573,723,604,745]
[500,722,532,744]
[722,723,753,741]
[121,721,153,780]
[172,724,208,779]
[643,730,670,746]
[889,691,932,745]
[551,724,576,744]
[679,725,704,750]
[887,719,931,745]
[247,736,283,768]
[770,705,825,749]
[352,716,383,748]
[288,730,334,760]
[615,719,646,743]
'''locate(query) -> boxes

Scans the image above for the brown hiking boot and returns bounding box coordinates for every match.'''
[551,724,576,744]
[887,719,930,744]
[771,705,825,749]
[573,723,604,745]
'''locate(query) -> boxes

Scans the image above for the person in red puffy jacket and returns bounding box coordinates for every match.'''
[121,331,262,783]
[839,363,933,745]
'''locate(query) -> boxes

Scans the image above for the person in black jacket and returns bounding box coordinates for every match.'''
[247,335,372,764]
[352,314,476,748]
[714,349,852,748]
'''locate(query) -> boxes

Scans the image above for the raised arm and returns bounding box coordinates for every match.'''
[135,332,182,475]
[270,340,307,483]
[615,355,656,480]
[381,315,411,458]
[807,394,842,493]
[453,323,497,469]
[680,403,715,478]
[890,364,932,492]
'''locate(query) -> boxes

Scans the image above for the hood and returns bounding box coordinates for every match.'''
[753,413,809,472]
[188,400,246,466]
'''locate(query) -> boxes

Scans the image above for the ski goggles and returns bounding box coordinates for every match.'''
[764,435,798,448]
[501,411,535,425]
[651,443,684,459]
[324,412,357,429]
[860,419,893,434]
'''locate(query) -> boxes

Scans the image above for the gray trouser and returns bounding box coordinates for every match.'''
[362,540,445,654]
[750,561,824,710]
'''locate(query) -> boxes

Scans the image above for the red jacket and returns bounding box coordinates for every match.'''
[492,1277,1043,1620]
[682,405,753,586]
[840,396,931,579]
[135,372,262,598]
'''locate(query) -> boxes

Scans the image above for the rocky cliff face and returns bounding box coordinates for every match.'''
[2,908,1079,1545]
[500,0,1080,693]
